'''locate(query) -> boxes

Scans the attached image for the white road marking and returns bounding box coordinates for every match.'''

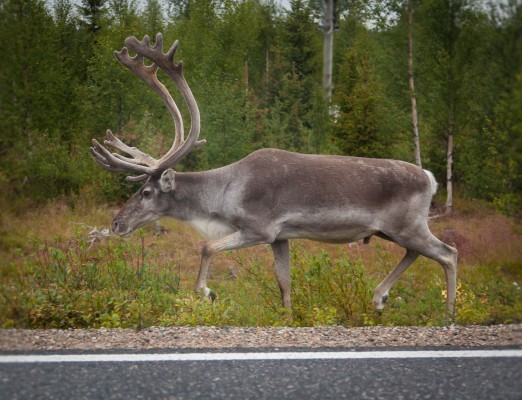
[0,350,521,363]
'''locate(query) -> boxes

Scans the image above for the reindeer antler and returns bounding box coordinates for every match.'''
[91,33,205,182]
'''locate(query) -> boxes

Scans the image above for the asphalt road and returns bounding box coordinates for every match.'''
[1,348,521,399]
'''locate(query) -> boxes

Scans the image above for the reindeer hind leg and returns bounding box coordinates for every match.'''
[271,240,291,310]
[389,226,458,318]
[373,250,419,310]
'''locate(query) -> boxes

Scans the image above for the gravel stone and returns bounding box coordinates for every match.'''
[0,325,520,351]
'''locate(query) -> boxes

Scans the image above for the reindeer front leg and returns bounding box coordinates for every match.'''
[194,230,266,300]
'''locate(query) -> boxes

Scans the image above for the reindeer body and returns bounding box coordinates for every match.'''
[92,35,458,317]
[168,149,432,244]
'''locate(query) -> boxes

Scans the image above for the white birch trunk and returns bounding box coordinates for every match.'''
[408,0,422,168]
[446,127,454,214]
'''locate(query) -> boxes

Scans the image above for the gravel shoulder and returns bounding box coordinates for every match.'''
[0,325,520,351]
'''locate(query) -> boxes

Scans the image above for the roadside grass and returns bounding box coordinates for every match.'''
[0,199,520,329]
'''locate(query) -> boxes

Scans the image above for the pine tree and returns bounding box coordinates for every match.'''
[78,0,107,34]
[144,0,165,35]
[333,43,392,158]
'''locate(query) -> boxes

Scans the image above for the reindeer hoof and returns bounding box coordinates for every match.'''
[372,293,388,310]
[209,291,217,302]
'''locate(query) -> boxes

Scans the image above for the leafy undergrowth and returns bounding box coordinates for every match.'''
[0,200,521,328]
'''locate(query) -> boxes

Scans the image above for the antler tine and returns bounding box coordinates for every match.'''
[126,174,149,183]
[91,139,152,175]
[90,128,158,182]
[104,130,158,167]
[153,32,163,50]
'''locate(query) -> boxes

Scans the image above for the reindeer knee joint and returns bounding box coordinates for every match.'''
[201,243,213,258]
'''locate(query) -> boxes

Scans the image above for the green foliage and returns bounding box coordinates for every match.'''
[1,0,522,331]
[22,135,90,200]
[0,0,521,212]
[195,81,257,169]
[0,231,182,329]
[333,34,402,158]
[78,0,107,34]
[455,264,522,325]
[288,248,375,326]
[458,69,522,216]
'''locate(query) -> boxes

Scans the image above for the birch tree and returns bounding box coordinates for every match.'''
[407,0,421,167]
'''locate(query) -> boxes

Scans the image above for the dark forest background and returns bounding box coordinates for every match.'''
[0,0,520,215]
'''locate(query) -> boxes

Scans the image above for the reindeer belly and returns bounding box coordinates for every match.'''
[273,210,378,243]
[187,217,237,240]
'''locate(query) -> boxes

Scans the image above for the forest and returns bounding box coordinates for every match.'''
[0,0,520,215]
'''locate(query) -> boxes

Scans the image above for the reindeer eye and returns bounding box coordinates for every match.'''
[142,188,152,199]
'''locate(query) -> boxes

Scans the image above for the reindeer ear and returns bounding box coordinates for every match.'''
[160,169,176,193]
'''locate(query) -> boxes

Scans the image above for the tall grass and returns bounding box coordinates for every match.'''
[0,200,521,328]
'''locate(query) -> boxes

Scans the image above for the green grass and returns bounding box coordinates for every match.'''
[0,200,521,329]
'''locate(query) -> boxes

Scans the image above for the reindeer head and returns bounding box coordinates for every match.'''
[90,34,204,236]
[110,170,178,236]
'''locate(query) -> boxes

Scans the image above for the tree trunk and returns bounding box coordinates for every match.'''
[244,59,249,95]
[446,126,454,215]
[408,0,422,168]
[444,0,457,216]
[322,0,334,102]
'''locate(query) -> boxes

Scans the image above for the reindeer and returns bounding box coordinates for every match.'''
[91,34,458,317]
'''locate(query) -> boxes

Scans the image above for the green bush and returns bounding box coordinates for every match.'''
[240,247,376,326]
[0,231,180,329]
